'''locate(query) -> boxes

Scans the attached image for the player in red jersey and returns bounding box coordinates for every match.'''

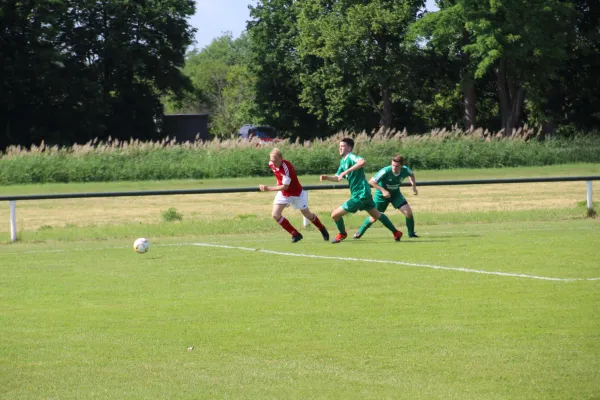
[259,148,330,243]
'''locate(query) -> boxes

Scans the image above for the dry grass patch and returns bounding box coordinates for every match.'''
[0,182,591,232]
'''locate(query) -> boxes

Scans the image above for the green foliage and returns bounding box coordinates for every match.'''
[161,208,183,222]
[0,0,197,149]
[165,33,258,137]
[297,0,424,129]
[1,131,599,184]
[410,0,578,134]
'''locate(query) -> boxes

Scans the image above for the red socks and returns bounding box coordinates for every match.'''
[278,217,299,236]
[310,214,325,230]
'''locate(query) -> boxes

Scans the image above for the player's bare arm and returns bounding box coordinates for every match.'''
[368,178,391,198]
[259,184,289,192]
[338,158,366,180]
[320,175,339,182]
[409,174,418,195]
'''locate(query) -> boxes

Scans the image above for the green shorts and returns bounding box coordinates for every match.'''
[374,192,407,213]
[341,196,377,214]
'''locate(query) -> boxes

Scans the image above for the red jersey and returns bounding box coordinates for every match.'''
[269,159,303,197]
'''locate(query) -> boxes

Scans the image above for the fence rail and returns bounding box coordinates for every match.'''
[3,176,599,242]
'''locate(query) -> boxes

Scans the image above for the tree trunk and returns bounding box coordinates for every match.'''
[461,29,476,130]
[380,86,393,129]
[495,58,524,136]
[463,79,476,130]
[102,3,110,108]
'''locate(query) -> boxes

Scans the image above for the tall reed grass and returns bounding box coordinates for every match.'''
[1,128,599,185]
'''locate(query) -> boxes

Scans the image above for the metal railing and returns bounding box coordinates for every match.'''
[2,176,598,242]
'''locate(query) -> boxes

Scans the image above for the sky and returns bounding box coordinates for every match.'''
[189,0,439,50]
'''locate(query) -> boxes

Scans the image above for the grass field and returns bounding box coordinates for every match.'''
[1,164,599,240]
[1,164,599,399]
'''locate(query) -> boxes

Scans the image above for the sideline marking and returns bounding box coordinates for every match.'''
[191,242,600,282]
[2,241,598,282]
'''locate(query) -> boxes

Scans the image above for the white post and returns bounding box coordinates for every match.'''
[303,216,310,228]
[586,181,596,219]
[10,200,17,242]
[303,191,310,228]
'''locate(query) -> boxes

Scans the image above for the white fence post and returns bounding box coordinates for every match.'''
[10,200,17,242]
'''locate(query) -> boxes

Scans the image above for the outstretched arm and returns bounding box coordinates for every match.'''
[320,175,340,183]
[338,158,365,179]
[259,183,289,192]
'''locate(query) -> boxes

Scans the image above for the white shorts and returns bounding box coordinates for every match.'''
[273,190,309,210]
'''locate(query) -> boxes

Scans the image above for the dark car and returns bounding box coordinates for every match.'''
[239,124,281,143]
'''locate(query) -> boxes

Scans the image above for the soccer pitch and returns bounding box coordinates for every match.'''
[1,220,599,399]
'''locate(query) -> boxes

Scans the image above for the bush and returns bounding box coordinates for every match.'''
[1,128,599,184]
[161,208,183,222]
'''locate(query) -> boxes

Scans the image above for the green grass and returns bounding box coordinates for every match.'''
[1,220,599,399]
[1,163,598,195]
[0,206,594,244]
[1,165,599,398]
[1,133,599,184]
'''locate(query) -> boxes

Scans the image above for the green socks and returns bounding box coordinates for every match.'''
[334,218,346,234]
[378,213,397,232]
[357,217,373,236]
[406,217,415,236]
[341,214,408,236]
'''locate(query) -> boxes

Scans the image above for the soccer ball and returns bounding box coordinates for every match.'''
[133,238,150,254]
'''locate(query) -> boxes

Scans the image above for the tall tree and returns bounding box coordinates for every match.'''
[0,0,69,148]
[297,0,425,130]
[167,33,258,137]
[538,0,600,134]
[0,0,196,149]
[409,0,477,129]
[411,0,575,134]
[248,0,326,139]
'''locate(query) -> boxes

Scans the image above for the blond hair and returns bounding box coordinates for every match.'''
[270,148,283,158]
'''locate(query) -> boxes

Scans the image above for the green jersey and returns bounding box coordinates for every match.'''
[336,152,371,199]
[371,165,413,198]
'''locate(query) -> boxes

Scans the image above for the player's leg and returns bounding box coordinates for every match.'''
[299,207,329,241]
[291,190,329,241]
[272,193,302,242]
[366,207,403,241]
[330,204,352,243]
[354,201,387,239]
[398,202,418,238]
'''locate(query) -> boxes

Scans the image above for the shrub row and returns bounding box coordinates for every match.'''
[1,129,599,184]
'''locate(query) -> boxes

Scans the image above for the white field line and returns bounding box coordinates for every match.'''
[1,245,130,255]
[191,242,600,282]
[3,242,599,282]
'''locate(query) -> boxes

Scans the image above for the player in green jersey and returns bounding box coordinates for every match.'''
[354,155,419,239]
[319,138,403,244]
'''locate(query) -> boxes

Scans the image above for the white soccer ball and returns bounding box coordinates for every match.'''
[133,238,150,254]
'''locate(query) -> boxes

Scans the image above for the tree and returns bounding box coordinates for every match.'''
[0,0,196,149]
[167,33,258,137]
[248,0,327,139]
[538,0,600,134]
[411,0,575,134]
[0,0,70,148]
[409,0,477,129]
[296,0,425,130]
